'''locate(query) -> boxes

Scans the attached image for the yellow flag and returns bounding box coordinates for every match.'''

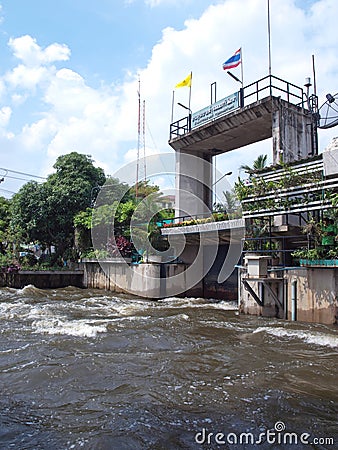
[175,72,192,88]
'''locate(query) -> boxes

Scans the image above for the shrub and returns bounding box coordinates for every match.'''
[107,236,133,258]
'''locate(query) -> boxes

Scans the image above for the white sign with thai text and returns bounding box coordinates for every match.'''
[191,91,239,129]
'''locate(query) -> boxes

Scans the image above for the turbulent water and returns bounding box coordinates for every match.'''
[0,286,337,449]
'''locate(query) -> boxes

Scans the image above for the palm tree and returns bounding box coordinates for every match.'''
[222,190,238,214]
[240,154,268,174]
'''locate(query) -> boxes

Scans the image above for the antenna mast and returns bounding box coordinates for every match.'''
[143,99,147,182]
[136,77,141,199]
[267,0,272,76]
[136,78,147,200]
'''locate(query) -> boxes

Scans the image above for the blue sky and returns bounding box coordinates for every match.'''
[0,0,337,197]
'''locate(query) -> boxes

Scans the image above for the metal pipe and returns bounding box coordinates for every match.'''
[291,279,297,321]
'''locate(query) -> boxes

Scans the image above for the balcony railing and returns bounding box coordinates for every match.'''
[169,74,312,140]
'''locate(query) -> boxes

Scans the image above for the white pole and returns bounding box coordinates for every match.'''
[171,90,175,123]
[188,72,192,111]
[240,47,244,87]
[267,0,272,76]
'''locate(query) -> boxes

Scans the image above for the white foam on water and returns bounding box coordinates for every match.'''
[176,313,190,321]
[17,284,44,296]
[0,343,30,355]
[253,326,338,349]
[113,302,150,316]
[0,301,32,320]
[158,297,238,310]
[32,318,108,337]
[26,305,53,320]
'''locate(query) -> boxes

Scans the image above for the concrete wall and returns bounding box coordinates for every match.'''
[175,150,213,217]
[82,261,190,298]
[272,101,315,164]
[82,258,238,300]
[239,268,338,325]
[286,268,338,324]
[167,242,239,300]
[323,137,338,176]
[239,274,285,319]
[0,270,84,289]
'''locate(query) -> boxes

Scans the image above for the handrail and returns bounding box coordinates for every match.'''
[242,74,305,106]
[157,210,234,227]
[169,74,310,140]
[169,116,190,139]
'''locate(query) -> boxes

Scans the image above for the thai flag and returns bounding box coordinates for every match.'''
[222,48,241,71]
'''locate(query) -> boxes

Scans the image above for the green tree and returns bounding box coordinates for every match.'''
[97,176,132,205]
[129,180,161,200]
[11,181,48,245]
[240,154,268,174]
[73,207,94,255]
[0,196,12,254]
[11,152,106,260]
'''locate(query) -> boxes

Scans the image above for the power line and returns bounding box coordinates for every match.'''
[0,187,16,195]
[3,174,41,183]
[0,167,46,180]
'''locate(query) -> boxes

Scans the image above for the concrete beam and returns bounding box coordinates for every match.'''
[169,96,316,164]
[169,96,275,154]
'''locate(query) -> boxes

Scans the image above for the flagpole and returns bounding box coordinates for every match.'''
[240,47,244,87]
[188,71,192,111]
[267,0,272,77]
[188,72,192,130]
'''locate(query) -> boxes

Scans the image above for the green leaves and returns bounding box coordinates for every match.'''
[10,152,107,257]
[240,154,267,174]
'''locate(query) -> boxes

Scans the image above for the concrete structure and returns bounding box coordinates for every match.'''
[170,76,316,216]
[323,136,338,176]
[161,219,245,300]
[0,270,84,289]
[237,140,338,324]
[166,74,338,324]
[81,260,189,299]
[239,267,337,325]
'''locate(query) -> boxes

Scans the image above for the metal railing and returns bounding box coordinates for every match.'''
[242,234,308,268]
[157,210,234,228]
[242,74,305,106]
[169,116,190,139]
[169,74,310,140]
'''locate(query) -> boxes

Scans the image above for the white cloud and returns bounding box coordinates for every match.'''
[0,106,11,128]
[5,64,50,90]
[44,68,97,116]
[11,93,27,105]
[8,35,70,66]
[0,78,6,100]
[145,0,169,6]
[124,145,160,164]
[19,116,58,152]
[3,36,70,94]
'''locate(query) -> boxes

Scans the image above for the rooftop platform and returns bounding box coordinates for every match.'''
[169,75,315,159]
[169,96,277,154]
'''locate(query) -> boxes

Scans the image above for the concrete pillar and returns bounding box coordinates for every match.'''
[272,100,317,164]
[175,150,213,218]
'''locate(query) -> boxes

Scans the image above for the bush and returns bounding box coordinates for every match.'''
[82,248,109,259]
[107,236,133,258]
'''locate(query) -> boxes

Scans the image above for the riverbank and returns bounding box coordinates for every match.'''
[1,261,337,325]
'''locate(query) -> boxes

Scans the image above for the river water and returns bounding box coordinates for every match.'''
[0,286,337,449]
